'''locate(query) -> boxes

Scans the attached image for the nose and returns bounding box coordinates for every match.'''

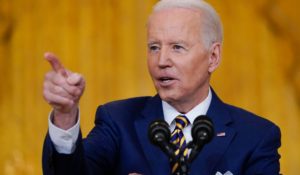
[158,47,172,69]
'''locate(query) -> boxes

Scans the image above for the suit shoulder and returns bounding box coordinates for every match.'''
[225,103,280,131]
[95,96,152,121]
[103,96,151,110]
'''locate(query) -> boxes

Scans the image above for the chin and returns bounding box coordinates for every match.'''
[158,89,179,103]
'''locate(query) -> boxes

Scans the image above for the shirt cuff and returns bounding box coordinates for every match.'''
[48,110,80,154]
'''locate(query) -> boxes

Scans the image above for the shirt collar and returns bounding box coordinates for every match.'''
[163,88,212,125]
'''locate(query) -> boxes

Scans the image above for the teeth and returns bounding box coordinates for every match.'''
[159,77,174,83]
[161,78,171,81]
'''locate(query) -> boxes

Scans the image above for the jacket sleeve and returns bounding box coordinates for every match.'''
[42,131,87,175]
[42,105,120,175]
[244,124,281,175]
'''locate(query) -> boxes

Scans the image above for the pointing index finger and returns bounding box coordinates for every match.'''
[44,52,68,78]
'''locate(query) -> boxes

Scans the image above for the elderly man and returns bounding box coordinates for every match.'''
[42,0,281,175]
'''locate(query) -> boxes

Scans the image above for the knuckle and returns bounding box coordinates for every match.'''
[53,86,62,93]
[43,81,53,90]
[56,77,65,85]
[75,73,82,79]
[80,78,86,86]
[43,82,48,89]
[71,87,80,96]
[45,71,55,79]
[75,89,81,96]
[42,90,51,102]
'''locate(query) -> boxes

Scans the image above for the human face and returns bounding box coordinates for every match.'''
[147,8,220,112]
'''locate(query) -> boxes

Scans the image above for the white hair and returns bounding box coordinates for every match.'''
[152,0,223,48]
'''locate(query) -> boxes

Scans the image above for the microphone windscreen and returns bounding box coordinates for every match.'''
[148,120,171,145]
[191,115,214,145]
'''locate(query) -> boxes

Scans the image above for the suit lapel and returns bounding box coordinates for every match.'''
[134,95,171,175]
[134,90,236,175]
[190,90,236,175]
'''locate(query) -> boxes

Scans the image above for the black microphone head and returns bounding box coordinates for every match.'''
[191,115,214,145]
[148,120,171,146]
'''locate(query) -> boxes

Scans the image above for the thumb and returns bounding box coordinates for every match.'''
[67,73,83,86]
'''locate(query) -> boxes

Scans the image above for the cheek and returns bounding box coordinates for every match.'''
[147,57,156,77]
[179,58,209,84]
[191,55,209,74]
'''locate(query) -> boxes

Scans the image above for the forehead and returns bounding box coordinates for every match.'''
[147,8,202,40]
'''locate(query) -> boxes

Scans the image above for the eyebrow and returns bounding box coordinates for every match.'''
[169,40,189,46]
[148,40,189,45]
[147,40,160,45]
[170,40,187,44]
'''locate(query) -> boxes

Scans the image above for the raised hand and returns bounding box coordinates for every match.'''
[43,52,85,129]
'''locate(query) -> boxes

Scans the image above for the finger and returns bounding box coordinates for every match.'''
[63,85,82,97]
[45,71,65,85]
[67,73,83,86]
[44,52,68,78]
[46,82,74,100]
[43,89,74,107]
[51,76,82,97]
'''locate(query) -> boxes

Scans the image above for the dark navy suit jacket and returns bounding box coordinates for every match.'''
[42,91,281,175]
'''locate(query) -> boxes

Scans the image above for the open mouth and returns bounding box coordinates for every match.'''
[157,76,176,87]
[159,77,174,82]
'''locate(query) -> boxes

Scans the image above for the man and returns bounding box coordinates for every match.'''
[42,0,281,175]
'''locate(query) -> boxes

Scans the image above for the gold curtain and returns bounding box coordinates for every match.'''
[0,0,299,174]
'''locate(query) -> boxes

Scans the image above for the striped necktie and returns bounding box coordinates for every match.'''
[170,115,190,175]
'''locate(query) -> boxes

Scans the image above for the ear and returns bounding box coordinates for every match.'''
[208,42,221,73]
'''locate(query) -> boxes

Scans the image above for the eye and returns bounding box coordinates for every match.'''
[172,44,185,51]
[148,44,160,52]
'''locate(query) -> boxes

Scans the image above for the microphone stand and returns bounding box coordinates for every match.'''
[178,155,188,175]
[169,152,189,175]
[175,141,201,175]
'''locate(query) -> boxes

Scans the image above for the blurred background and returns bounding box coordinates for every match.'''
[0,0,299,174]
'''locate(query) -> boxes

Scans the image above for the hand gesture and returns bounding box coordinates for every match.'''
[43,52,85,129]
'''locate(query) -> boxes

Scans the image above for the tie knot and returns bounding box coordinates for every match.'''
[174,115,189,129]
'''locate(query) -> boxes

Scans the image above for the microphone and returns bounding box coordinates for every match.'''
[188,115,214,163]
[148,120,176,160]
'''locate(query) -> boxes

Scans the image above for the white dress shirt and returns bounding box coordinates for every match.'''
[48,111,80,154]
[163,89,212,143]
[48,89,212,154]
